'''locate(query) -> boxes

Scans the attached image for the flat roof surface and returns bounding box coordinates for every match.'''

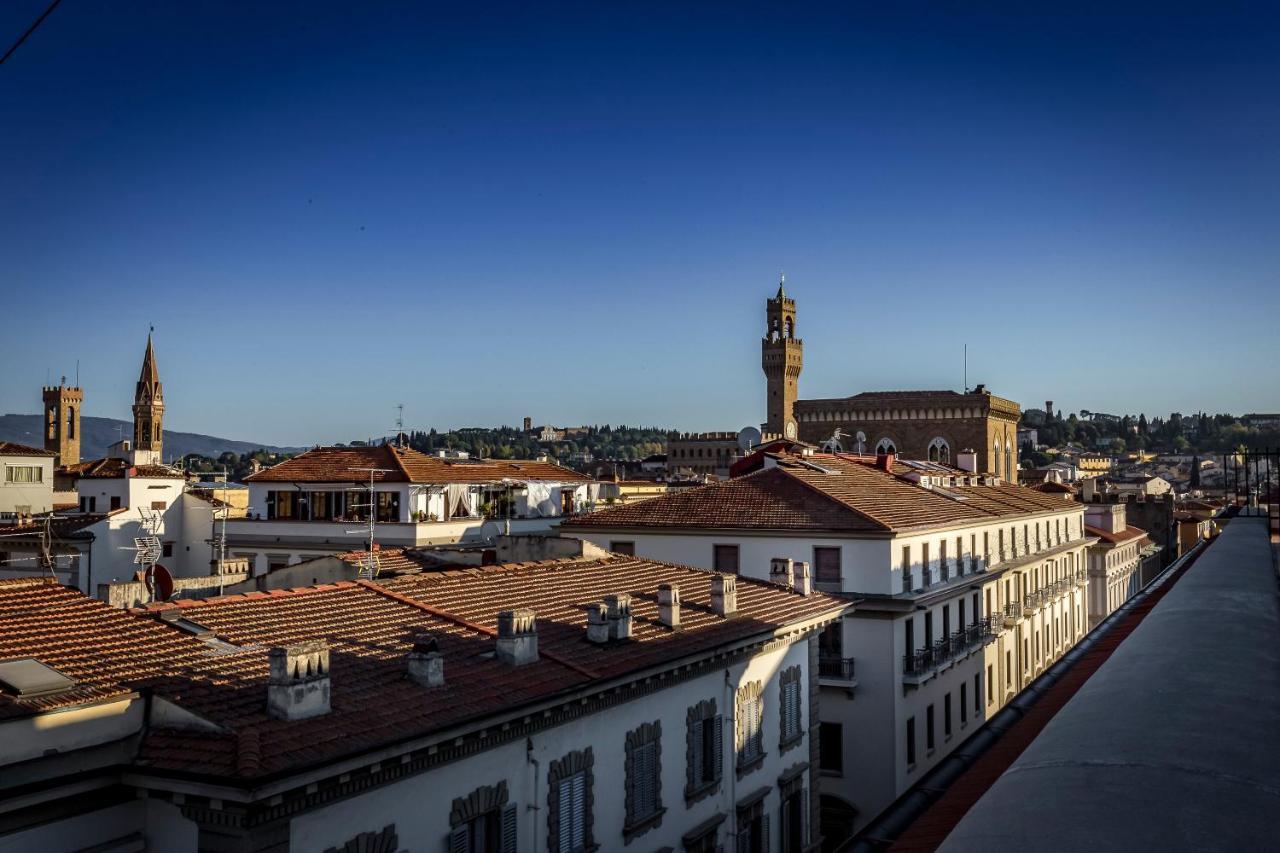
[940,518,1280,850]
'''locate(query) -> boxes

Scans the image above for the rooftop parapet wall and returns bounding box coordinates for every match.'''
[940,518,1280,852]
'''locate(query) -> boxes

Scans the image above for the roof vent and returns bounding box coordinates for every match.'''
[657,583,681,630]
[792,560,813,595]
[155,606,214,639]
[711,574,737,617]
[770,558,794,589]
[604,593,633,640]
[0,658,76,698]
[267,641,331,721]
[496,609,539,666]
[586,602,611,644]
[407,632,444,687]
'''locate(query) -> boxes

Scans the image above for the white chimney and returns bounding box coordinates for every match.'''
[586,601,611,644]
[956,449,978,473]
[267,640,331,721]
[496,609,539,666]
[604,593,633,640]
[657,583,681,629]
[406,633,444,687]
[711,574,738,617]
[770,558,794,588]
[792,560,812,595]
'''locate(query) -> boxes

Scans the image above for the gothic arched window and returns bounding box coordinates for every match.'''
[928,437,950,464]
[875,438,897,455]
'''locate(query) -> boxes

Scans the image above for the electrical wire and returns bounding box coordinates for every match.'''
[0,0,64,66]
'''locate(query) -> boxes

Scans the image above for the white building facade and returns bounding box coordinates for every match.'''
[563,450,1092,838]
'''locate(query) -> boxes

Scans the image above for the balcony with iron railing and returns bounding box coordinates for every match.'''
[903,646,937,685]
[1003,601,1025,627]
[1023,590,1044,612]
[819,654,857,687]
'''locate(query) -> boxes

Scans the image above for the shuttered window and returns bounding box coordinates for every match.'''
[779,666,803,748]
[556,772,587,853]
[813,547,841,584]
[714,544,740,574]
[624,721,663,838]
[449,803,517,853]
[686,699,723,801]
[736,801,770,853]
[737,682,764,770]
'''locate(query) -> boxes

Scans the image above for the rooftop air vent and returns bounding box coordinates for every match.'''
[0,658,77,698]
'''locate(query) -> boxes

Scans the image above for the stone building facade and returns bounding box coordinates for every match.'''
[795,388,1022,480]
[761,282,1021,477]
[41,382,82,467]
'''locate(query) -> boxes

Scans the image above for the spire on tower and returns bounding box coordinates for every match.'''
[776,272,786,299]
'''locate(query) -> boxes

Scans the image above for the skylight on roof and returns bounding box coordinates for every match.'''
[0,658,77,698]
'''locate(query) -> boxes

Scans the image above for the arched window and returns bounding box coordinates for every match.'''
[67,407,75,439]
[784,318,794,339]
[875,438,897,455]
[928,437,950,464]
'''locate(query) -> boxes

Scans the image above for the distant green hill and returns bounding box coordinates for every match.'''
[0,414,302,461]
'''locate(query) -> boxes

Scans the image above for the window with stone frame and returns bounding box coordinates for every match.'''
[778,666,803,752]
[681,815,724,853]
[736,791,770,853]
[779,765,809,853]
[548,748,595,853]
[685,699,723,803]
[736,680,765,776]
[449,780,517,853]
[624,721,664,840]
[325,825,401,853]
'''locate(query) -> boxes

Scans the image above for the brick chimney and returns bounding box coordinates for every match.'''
[604,593,633,640]
[406,632,444,687]
[586,601,611,644]
[267,640,331,721]
[792,560,812,595]
[770,557,794,588]
[711,574,737,617]
[657,583,681,629]
[496,609,539,666]
[876,452,896,473]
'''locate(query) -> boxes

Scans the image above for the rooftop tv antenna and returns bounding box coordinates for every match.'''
[348,467,393,580]
[963,343,968,393]
[131,507,164,604]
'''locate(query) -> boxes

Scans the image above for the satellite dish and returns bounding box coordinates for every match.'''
[146,563,175,602]
[737,426,762,451]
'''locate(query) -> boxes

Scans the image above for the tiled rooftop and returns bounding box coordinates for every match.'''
[246,444,592,485]
[0,556,845,781]
[1084,523,1148,545]
[57,457,184,480]
[0,441,55,457]
[567,452,1077,534]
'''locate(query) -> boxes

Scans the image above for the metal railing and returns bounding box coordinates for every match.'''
[819,655,856,681]
[903,647,936,676]
[1023,590,1043,610]
[1004,601,1025,620]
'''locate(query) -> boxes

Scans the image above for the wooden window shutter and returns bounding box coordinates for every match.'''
[690,718,703,788]
[449,824,470,853]
[761,813,770,853]
[712,715,724,781]
[501,802,518,853]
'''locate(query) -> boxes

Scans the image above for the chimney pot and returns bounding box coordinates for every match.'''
[657,583,681,629]
[267,640,331,721]
[770,557,794,589]
[496,608,539,666]
[586,602,611,644]
[604,593,633,640]
[407,631,444,687]
[876,452,896,473]
[711,573,738,617]
[792,560,812,595]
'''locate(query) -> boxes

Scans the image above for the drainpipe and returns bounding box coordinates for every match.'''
[526,737,541,853]
[724,668,738,847]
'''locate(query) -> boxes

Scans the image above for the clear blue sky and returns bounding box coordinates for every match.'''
[2,2,1277,446]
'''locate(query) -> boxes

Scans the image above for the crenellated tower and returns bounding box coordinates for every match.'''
[42,379,83,467]
[132,332,165,462]
[761,276,803,440]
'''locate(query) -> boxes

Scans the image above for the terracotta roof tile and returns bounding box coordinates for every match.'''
[246,445,591,485]
[0,441,55,457]
[4,556,846,782]
[567,452,1076,534]
[1084,524,1148,545]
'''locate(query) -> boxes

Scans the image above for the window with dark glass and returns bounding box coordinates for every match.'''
[610,541,635,556]
[906,717,916,766]
[820,722,843,774]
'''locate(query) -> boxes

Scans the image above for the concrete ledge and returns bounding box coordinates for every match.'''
[941,518,1280,851]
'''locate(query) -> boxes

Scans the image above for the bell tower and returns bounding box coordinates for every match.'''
[761,276,803,440]
[42,379,83,467]
[132,332,165,463]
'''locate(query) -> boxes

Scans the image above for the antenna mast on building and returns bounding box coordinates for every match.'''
[132,507,164,604]
[347,467,393,580]
[964,343,968,393]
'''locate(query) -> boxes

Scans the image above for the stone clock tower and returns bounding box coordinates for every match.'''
[761,276,803,440]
